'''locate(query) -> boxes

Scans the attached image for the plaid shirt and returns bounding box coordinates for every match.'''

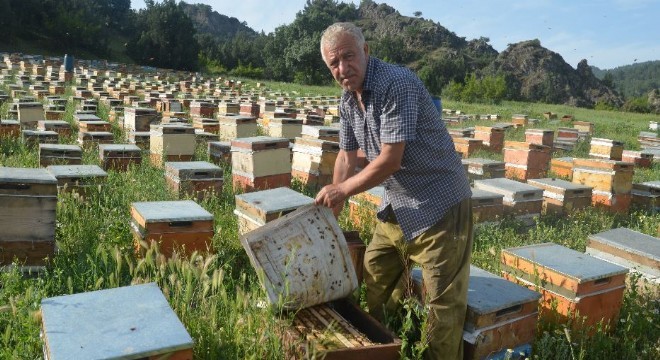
[339,57,471,241]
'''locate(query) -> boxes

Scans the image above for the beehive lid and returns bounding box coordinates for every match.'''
[125,107,158,115]
[231,136,289,151]
[551,156,574,164]
[0,167,57,189]
[74,114,101,122]
[293,137,340,152]
[240,205,358,310]
[150,124,195,135]
[588,228,660,266]
[41,283,193,360]
[467,265,541,317]
[526,178,592,197]
[269,117,303,125]
[165,161,223,180]
[131,200,213,225]
[473,178,543,202]
[218,114,256,123]
[301,125,339,137]
[47,165,108,179]
[471,188,504,202]
[463,158,505,169]
[235,187,314,223]
[208,141,231,151]
[503,243,628,283]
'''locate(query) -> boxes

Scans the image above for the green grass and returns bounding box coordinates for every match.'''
[1,85,659,359]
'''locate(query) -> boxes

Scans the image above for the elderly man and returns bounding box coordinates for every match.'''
[314,22,473,359]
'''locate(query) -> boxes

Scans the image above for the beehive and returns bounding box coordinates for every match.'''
[41,283,193,360]
[240,102,260,118]
[452,137,483,158]
[268,117,303,141]
[524,129,554,147]
[572,158,634,213]
[46,165,108,195]
[473,178,543,224]
[218,102,240,115]
[164,161,223,201]
[301,125,340,142]
[573,121,594,135]
[192,117,219,134]
[207,140,232,165]
[0,167,57,267]
[501,243,628,330]
[291,137,339,190]
[463,158,505,181]
[0,119,21,138]
[550,157,574,179]
[124,107,159,131]
[98,144,142,171]
[348,186,384,228]
[503,141,551,181]
[73,113,102,124]
[78,120,111,133]
[631,181,659,212]
[22,130,59,147]
[39,144,83,167]
[149,124,196,166]
[234,187,313,235]
[241,205,401,359]
[129,131,150,150]
[589,138,624,161]
[77,131,114,148]
[17,102,44,129]
[190,101,216,118]
[218,114,258,141]
[473,126,505,152]
[621,150,653,168]
[527,178,593,215]
[37,120,71,137]
[130,200,214,257]
[471,188,504,224]
[231,136,291,192]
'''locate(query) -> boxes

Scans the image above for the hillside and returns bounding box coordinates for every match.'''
[592,60,660,99]
[180,3,259,40]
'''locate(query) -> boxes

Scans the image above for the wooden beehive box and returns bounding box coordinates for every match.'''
[348,186,384,228]
[550,156,574,179]
[589,138,624,161]
[231,136,291,192]
[17,102,44,129]
[526,178,593,215]
[473,126,505,152]
[501,243,628,330]
[621,150,653,168]
[130,200,214,257]
[192,117,219,134]
[524,129,554,147]
[98,144,142,171]
[0,119,21,138]
[586,228,659,292]
[572,158,634,194]
[46,165,108,195]
[573,121,594,135]
[124,107,159,131]
[22,130,59,147]
[0,167,57,267]
[291,137,340,190]
[463,158,505,181]
[218,114,258,141]
[37,120,71,137]
[301,125,340,142]
[463,266,541,360]
[473,178,543,221]
[129,131,150,150]
[78,120,111,133]
[471,188,504,224]
[240,102,260,118]
[164,161,223,201]
[631,181,659,212]
[452,137,483,158]
[268,117,303,141]
[190,101,216,118]
[207,140,232,165]
[218,102,240,115]
[150,124,196,166]
[39,144,83,167]
[503,141,551,168]
[77,131,114,148]
[41,283,193,360]
[240,205,401,359]
[73,113,102,124]
[234,187,314,235]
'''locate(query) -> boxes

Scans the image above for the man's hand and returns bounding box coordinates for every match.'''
[315,184,347,217]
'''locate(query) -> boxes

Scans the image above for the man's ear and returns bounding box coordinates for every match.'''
[364,42,369,56]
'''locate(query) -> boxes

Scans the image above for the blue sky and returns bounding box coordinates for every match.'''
[132,0,659,70]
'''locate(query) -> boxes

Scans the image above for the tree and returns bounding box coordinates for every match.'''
[413,11,422,17]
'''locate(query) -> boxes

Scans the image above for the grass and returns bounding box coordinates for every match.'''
[1,82,659,359]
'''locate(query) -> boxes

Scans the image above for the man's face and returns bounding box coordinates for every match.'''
[322,33,369,93]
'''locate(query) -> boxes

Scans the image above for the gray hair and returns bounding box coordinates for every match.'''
[320,22,365,62]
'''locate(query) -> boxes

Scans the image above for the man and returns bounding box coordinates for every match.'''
[315,22,473,360]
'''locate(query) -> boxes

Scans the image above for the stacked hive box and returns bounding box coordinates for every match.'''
[511,114,528,127]
[502,243,628,331]
[573,121,595,135]
[410,266,541,360]
[17,102,44,129]
[474,178,543,225]
[631,181,659,212]
[79,120,111,133]
[471,188,504,224]
[527,178,593,215]
[586,228,659,294]
[268,117,303,141]
[129,131,150,150]
[37,120,71,137]
[473,126,504,152]
[621,150,653,168]
[503,141,552,181]
[207,141,232,165]
[192,117,219,134]
[554,128,579,151]
[234,187,314,235]
[240,206,401,359]
[77,130,113,148]
[589,138,623,160]
[22,130,58,147]
[550,157,574,179]
[124,107,159,132]
[348,186,384,228]
[291,137,340,191]
[462,158,505,181]
[46,165,108,195]
[218,114,258,141]
[0,119,21,138]
[98,144,142,171]
[130,200,214,257]
[190,101,216,118]
[231,136,291,192]
[240,102,260,118]
[164,161,223,201]
[40,283,194,360]
[150,124,196,167]
[0,167,57,267]
[301,125,340,142]
[572,158,634,213]
[452,137,483,159]
[524,129,554,147]
[39,144,83,166]
[218,102,239,115]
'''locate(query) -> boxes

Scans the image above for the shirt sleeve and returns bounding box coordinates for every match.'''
[380,77,418,144]
[339,103,359,151]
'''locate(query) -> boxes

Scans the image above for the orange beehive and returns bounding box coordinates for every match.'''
[452,137,483,158]
[473,126,505,152]
[527,178,593,215]
[524,129,554,147]
[348,186,384,228]
[589,138,624,161]
[550,157,574,179]
[621,150,653,168]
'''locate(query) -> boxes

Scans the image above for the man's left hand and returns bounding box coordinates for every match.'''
[315,184,348,215]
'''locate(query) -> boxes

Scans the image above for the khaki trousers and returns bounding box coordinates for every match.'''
[364,197,473,360]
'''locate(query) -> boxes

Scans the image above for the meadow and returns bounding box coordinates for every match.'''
[0,80,659,360]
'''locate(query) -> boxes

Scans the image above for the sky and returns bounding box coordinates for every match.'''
[131,0,660,70]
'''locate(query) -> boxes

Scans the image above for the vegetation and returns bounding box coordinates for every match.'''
[592,60,660,99]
